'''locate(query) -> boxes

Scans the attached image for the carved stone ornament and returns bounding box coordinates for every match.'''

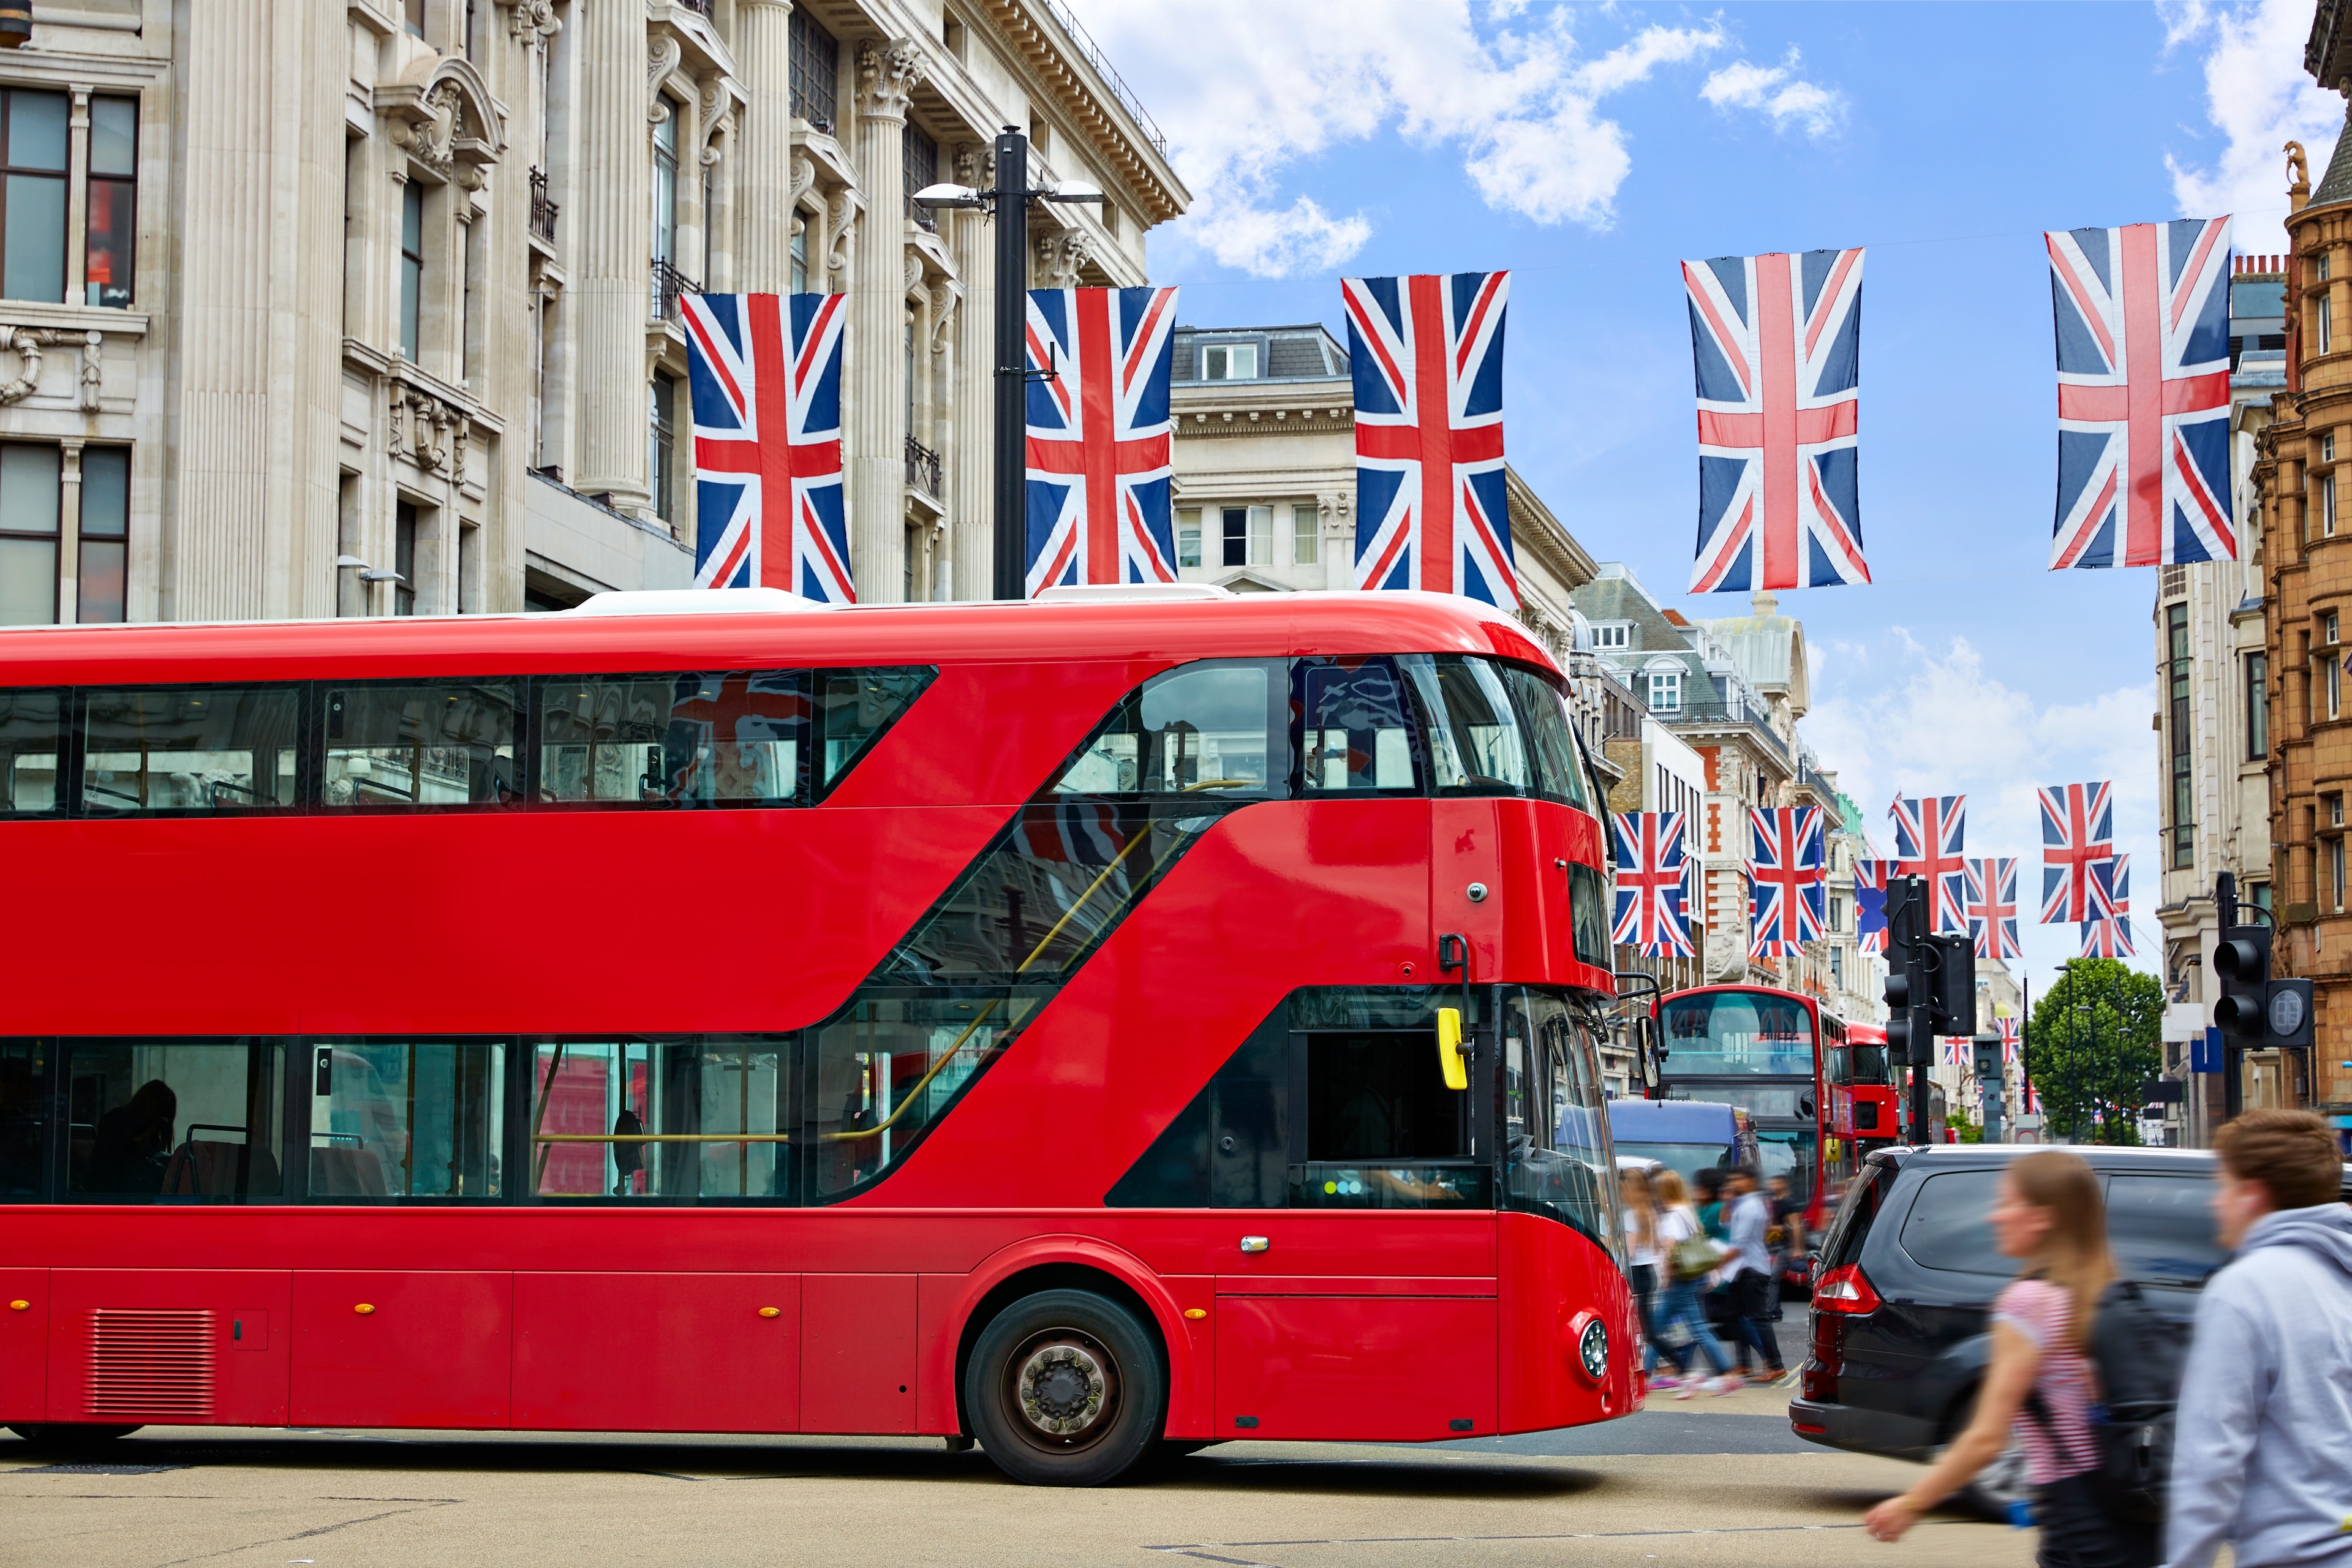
[699,81,734,166]
[500,0,560,46]
[904,252,925,295]
[1035,231,1090,289]
[389,81,466,180]
[0,328,102,411]
[388,385,472,483]
[2289,139,2312,190]
[827,189,858,289]
[855,38,925,122]
[647,37,683,124]
[789,152,816,216]
[952,144,995,188]
[930,284,958,355]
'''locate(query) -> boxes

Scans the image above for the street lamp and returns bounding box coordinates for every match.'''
[913,130,1104,601]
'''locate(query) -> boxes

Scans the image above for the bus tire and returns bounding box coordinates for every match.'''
[6,1423,141,1448]
[965,1288,1164,1487]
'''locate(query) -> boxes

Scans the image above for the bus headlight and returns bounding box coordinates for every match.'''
[1567,1310,1608,1385]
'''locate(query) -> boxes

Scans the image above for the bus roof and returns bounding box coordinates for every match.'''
[1608,1099,1746,1140]
[0,589,1555,685]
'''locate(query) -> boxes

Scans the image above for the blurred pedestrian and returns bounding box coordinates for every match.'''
[1649,1169,1740,1398]
[1695,1167,1727,1239]
[2168,1109,2352,1568]
[1619,1166,1664,1382]
[1861,1149,2155,1567]
[1722,1166,1787,1383]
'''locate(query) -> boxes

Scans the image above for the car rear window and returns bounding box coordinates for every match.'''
[1818,1159,1895,1270]
[2106,1174,2225,1287]
[1897,1168,2008,1276]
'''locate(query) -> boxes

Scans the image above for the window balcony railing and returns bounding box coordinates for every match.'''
[529,167,558,246]
[905,435,942,499]
[674,0,714,15]
[651,258,701,323]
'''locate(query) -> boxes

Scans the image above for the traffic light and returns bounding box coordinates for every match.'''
[1928,933,1977,1036]
[2213,926,2271,1041]
[1884,968,1914,1060]
[2265,977,2314,1049]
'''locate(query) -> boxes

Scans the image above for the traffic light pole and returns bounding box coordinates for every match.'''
[989,129,1028,601]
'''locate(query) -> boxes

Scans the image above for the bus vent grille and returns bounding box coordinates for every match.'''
[86,1310,214,1422]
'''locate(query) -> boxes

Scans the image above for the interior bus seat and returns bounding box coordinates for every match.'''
[309,1144,390,1197]
[162,1139,281,1198]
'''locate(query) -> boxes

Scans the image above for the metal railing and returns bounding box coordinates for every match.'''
[674,0,713,15]
[650,258,701,322]
[1651,686,1792,764]
[529,167,557,245]
[905,435,942,499]
[1029,0,1169,154]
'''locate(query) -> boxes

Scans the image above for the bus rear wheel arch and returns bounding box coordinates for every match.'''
[963,1287,1165,1486]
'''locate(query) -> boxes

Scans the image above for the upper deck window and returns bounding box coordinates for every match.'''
[1297,657,1420,793]
[321,679,519,808]
[1659,989,1817,1077]
[1053,660,1278,797]
[0,687,59,814]
[82,685,301,814]
[1406,655,1531,794]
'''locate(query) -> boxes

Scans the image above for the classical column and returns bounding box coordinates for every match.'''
[846,39,922,601]
[735,0,795,293]
[947,143,992,601]
[571,0,652,508]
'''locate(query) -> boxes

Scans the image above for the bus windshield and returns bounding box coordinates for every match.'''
[1849,1044,1891,1084]
[1757,1126,1819,1205]
[1659,990,1814,1076]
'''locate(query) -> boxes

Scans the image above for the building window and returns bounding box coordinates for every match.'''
[2333,794,2345,827]
[85,97,134,309]
[78,446,127,624]
[2168,602,2192,867]
[459,218,479,386]
[2331,650,2342,723]
[1202,343,1257,380]
[1216,505,1272,567]
[1176,507,1200,569]
[458,522,480,614]
[398,180,423,363]
[393,500,418,616]
[403,0,424,37]
[1648,670,1681,712]
[903,122,937,227]
[2329,434,2340,462]
[2327,473,2338,537]
[788,8,840,130]
[2248,651,2269,758]
[2322,293,2334,356]
[790,225,807,294]
[1592,624,1630,649]
[2334,835,2345,913]
[0,442,59,625]
[650,371,678,527]
[0,90,67,304]
[1292,503,1318,567]
[1830,946,1843,989]
[652,106,678,268]
[1829,894,1845,933]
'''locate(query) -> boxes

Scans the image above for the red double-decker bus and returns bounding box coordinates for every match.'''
[0,586,1634,1484]
[1651,983,1842,1228]
[1822,1022,1897,1201]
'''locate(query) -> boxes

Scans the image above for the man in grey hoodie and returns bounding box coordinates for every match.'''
[2168,1108,2352,1568]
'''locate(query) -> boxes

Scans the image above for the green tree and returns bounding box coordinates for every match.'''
[2026,959,2163,1145]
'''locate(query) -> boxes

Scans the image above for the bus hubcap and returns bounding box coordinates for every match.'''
[1013,1336,1112,1439]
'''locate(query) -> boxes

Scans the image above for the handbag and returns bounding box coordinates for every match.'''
[1668,1231,1718,1284]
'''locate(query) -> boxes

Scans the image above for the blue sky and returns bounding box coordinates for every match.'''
[1069,0,2344,999]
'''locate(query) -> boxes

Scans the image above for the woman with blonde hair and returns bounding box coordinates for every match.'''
[1647,1167,1740,1396]
[1863,1150,2156,1567]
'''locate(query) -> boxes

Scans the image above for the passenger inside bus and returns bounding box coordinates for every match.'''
[89,1078,175,1193]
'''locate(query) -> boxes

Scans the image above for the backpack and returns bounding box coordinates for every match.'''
[2027,1280,2188,1525]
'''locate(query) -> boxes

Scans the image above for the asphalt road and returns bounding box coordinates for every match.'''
[1,1373,2032,1568]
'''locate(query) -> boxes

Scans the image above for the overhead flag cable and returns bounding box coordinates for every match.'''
[1023,286,1182,594]
[2046,218,2235,569]
[1613,812,1695,959]
[2040,780,2116,924]
[682,292,854,601]
[1683,248,1868,594]
[2081,854,2134,958]
[1966,856,2022,961]
[1888,794,1969,935]
[1748,805,1826,958]
[1342,271,1515,605]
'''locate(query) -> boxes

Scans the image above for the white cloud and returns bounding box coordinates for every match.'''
[2162,0,2345,257]
[1058,2,1841,275]
[1803,632,2158,993]
[1700,51,1845,138]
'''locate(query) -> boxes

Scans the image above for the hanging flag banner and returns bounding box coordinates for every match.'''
[2046,218,2234,569]
[2082,854,2134,958]
[2040,780,2116,924]
[1748,805,1826,958]
[1613,812,1695,959]
[682,292,854,601]
[1023,286,1182,594]
[1683,248,1868,594]
[1889,794,1969,935]
[1997,1014,2021,1065]
[1343,271,1515,605]
[1854,858,1889,954]
[1966,856,2022,960]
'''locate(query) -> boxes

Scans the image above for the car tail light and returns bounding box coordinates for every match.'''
[1811,1264,1879,1316]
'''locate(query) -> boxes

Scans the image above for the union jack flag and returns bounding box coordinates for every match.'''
[1747,805,1825,958]
[1942,1038,1969,1067]
[1966,856,2022,960]
[1343,271,1515,605]
[681,292,854,601]
[2040,780,2116,923]
[2046,219,2235,569]
[1997,1014,2021,1065]
[2081,854,2133,958]
[1613,812,1694,958]
[1889,795,1968,935]
[1853,858,1889,954]
[1024,286,1182,594]
[1683,249,1869,593]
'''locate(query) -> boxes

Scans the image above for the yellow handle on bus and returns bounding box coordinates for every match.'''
[1436,1007,1469,1091]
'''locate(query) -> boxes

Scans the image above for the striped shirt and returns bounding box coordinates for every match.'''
[1993,1278,2100,1486]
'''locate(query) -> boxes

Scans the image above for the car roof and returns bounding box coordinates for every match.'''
[1872,1143,2216,1171]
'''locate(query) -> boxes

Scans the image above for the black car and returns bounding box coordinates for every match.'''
[1787,1142,2241,1508]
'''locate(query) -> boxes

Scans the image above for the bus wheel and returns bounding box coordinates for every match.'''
[6,1423,141,1448]
[966,1289,1164,1487]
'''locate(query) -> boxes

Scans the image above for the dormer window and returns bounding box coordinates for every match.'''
[1591,623,1630,649]
[1202,342,1257,380]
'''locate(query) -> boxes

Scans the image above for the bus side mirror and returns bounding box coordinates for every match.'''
[1436,1008,1469,1091]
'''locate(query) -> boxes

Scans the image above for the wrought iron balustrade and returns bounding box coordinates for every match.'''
[905,435,942,499]
[651,258,701,322]
[529,167,557,245]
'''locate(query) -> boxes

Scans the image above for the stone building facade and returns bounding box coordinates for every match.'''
[0,0,1183,628]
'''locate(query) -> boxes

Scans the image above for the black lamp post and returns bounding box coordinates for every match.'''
[913,127,1104,600]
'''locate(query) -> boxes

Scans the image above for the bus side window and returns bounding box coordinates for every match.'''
[80,685,301,814]
[1054,660,1278,796]
[538,676,706,804]
[0,687,62,815]
[658,671,805,805]
[312,1041,505,1201]
[66,1039,284,1202]
[1289,1027,1487,1210]
[1400,655,1531,794]
[1295,657,1420,793]
[320,680,519,809]
[812,666,935,795]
